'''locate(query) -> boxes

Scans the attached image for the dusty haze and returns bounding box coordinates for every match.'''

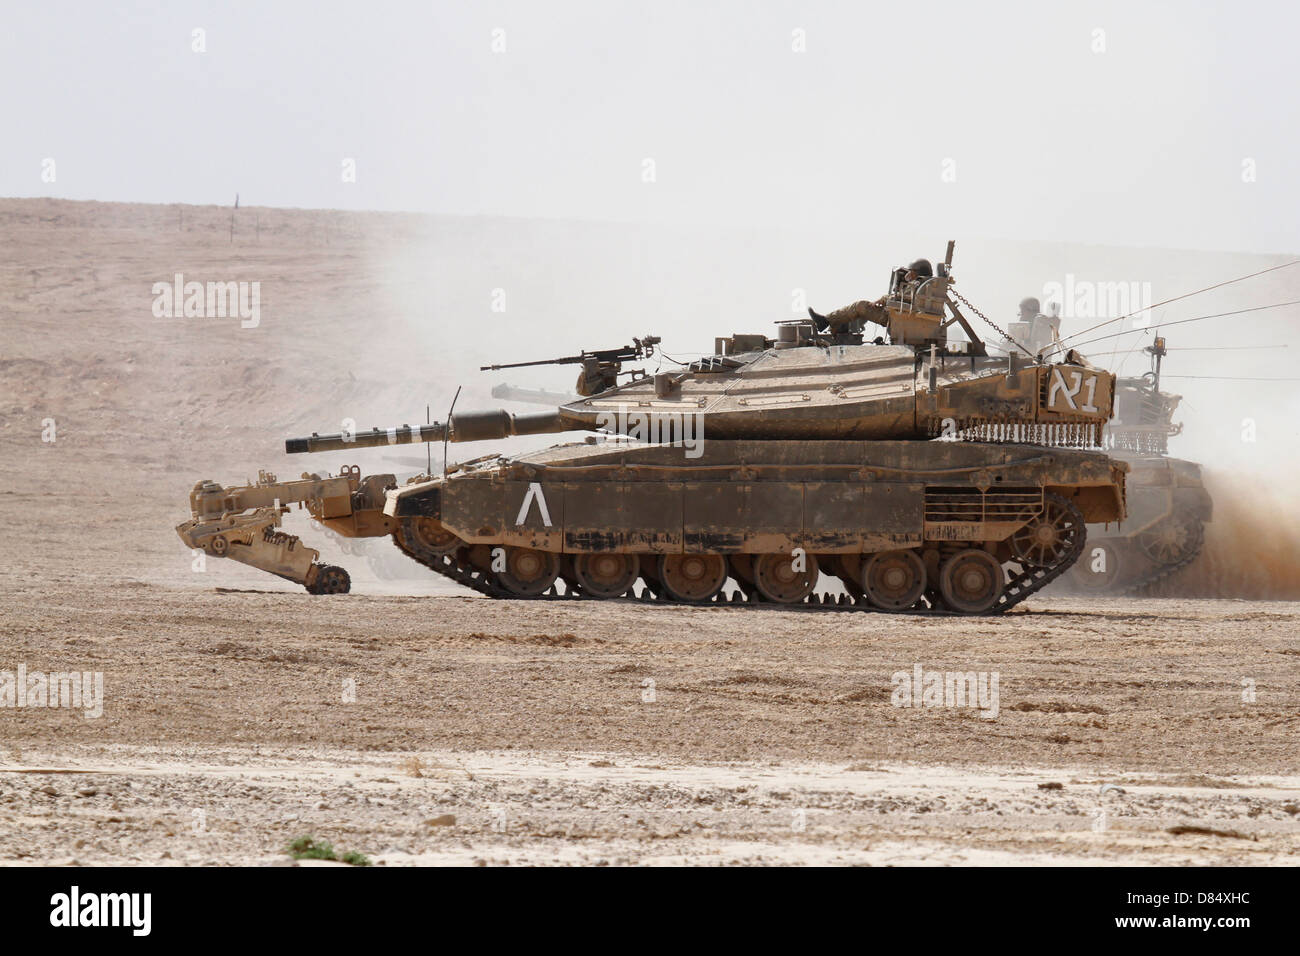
[3,197,1298,599]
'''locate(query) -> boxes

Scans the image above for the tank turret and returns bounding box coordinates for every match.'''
[287,337,1115,453]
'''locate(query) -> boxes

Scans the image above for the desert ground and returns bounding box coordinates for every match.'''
[1,199,1297,865]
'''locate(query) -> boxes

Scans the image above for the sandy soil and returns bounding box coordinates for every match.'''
[1,198,1296,865]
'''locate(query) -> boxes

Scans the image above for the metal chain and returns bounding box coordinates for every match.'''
[950,289,1019,346]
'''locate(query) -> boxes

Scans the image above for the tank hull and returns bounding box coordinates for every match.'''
[384,438,1126,614]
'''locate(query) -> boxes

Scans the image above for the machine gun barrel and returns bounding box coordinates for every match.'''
[479,335,660,372]
[285,409,570,454]
[480,354,586,371]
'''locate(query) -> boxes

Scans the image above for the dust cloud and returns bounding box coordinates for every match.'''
[4,198,1297,601]
[1148,471,1300,599]
[357,215,1300,604]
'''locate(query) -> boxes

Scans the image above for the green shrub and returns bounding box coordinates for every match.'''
[287,835,371,866]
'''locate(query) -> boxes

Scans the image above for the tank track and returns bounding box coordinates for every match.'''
[1110,541,1204,596]
[1063,515,1206,596]
[389,516,1086,617]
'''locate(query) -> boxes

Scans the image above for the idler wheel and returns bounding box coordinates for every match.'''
[402,516,461,556]
[572,553,640,599]
[1137,512,1204,568]
[938,549,1005,615]
[307,564,351,595]
[1009,493,1084,568]
[659,553,728,603]
[209,534,229,557]
[753,552,820,604]
[498,547,561,597]
[860,550,926,610]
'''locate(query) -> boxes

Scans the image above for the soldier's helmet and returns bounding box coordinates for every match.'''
[1019,296,1041,317]
[907,258,934,278]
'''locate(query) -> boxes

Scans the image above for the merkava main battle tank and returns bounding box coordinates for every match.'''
[1061,337,1212,593]
[177,242,1127,614]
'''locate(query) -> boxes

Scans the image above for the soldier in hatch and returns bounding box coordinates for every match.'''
[808,257,934,339]
[1037,301,1063,354]
[1006,296,1062,357]
[895,257,934,292]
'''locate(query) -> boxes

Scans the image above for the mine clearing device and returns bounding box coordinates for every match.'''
[177,241,1127,615]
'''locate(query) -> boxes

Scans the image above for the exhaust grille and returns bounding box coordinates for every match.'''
[924,487,1042,524]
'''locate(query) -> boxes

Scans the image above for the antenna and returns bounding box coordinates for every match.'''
[1060,299,1300,354]
[1146,336,1167,392]
[1052,259,1300,354]
[442,386,461,476]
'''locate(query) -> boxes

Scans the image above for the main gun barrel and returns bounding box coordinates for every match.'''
[285,409,570,454]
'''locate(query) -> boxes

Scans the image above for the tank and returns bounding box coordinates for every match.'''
[177,242,1128,615]
[1061,337,1212,593]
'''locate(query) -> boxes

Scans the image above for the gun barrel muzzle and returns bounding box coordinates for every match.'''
[285,409,567,454]
[285,423,448,455]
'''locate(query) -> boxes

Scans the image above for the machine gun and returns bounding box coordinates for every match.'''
[480,334,660,396]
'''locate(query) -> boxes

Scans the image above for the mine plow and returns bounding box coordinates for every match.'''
[176,467,397,594]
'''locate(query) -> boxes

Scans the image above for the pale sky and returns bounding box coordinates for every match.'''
[3,0,1298,254]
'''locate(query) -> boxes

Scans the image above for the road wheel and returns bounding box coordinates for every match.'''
[860,550,926,610]
[753,552,819,604]
[402,516,460,556]
[728,553,756,584]
[1009,493,1084,568]
[1138,512,1204,568]
[498,547,560,597]
[938,549,1005,614]
[307,564,351,595]
[572,553,640,599]
[558,554,582,594]
[659,553,727,603]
